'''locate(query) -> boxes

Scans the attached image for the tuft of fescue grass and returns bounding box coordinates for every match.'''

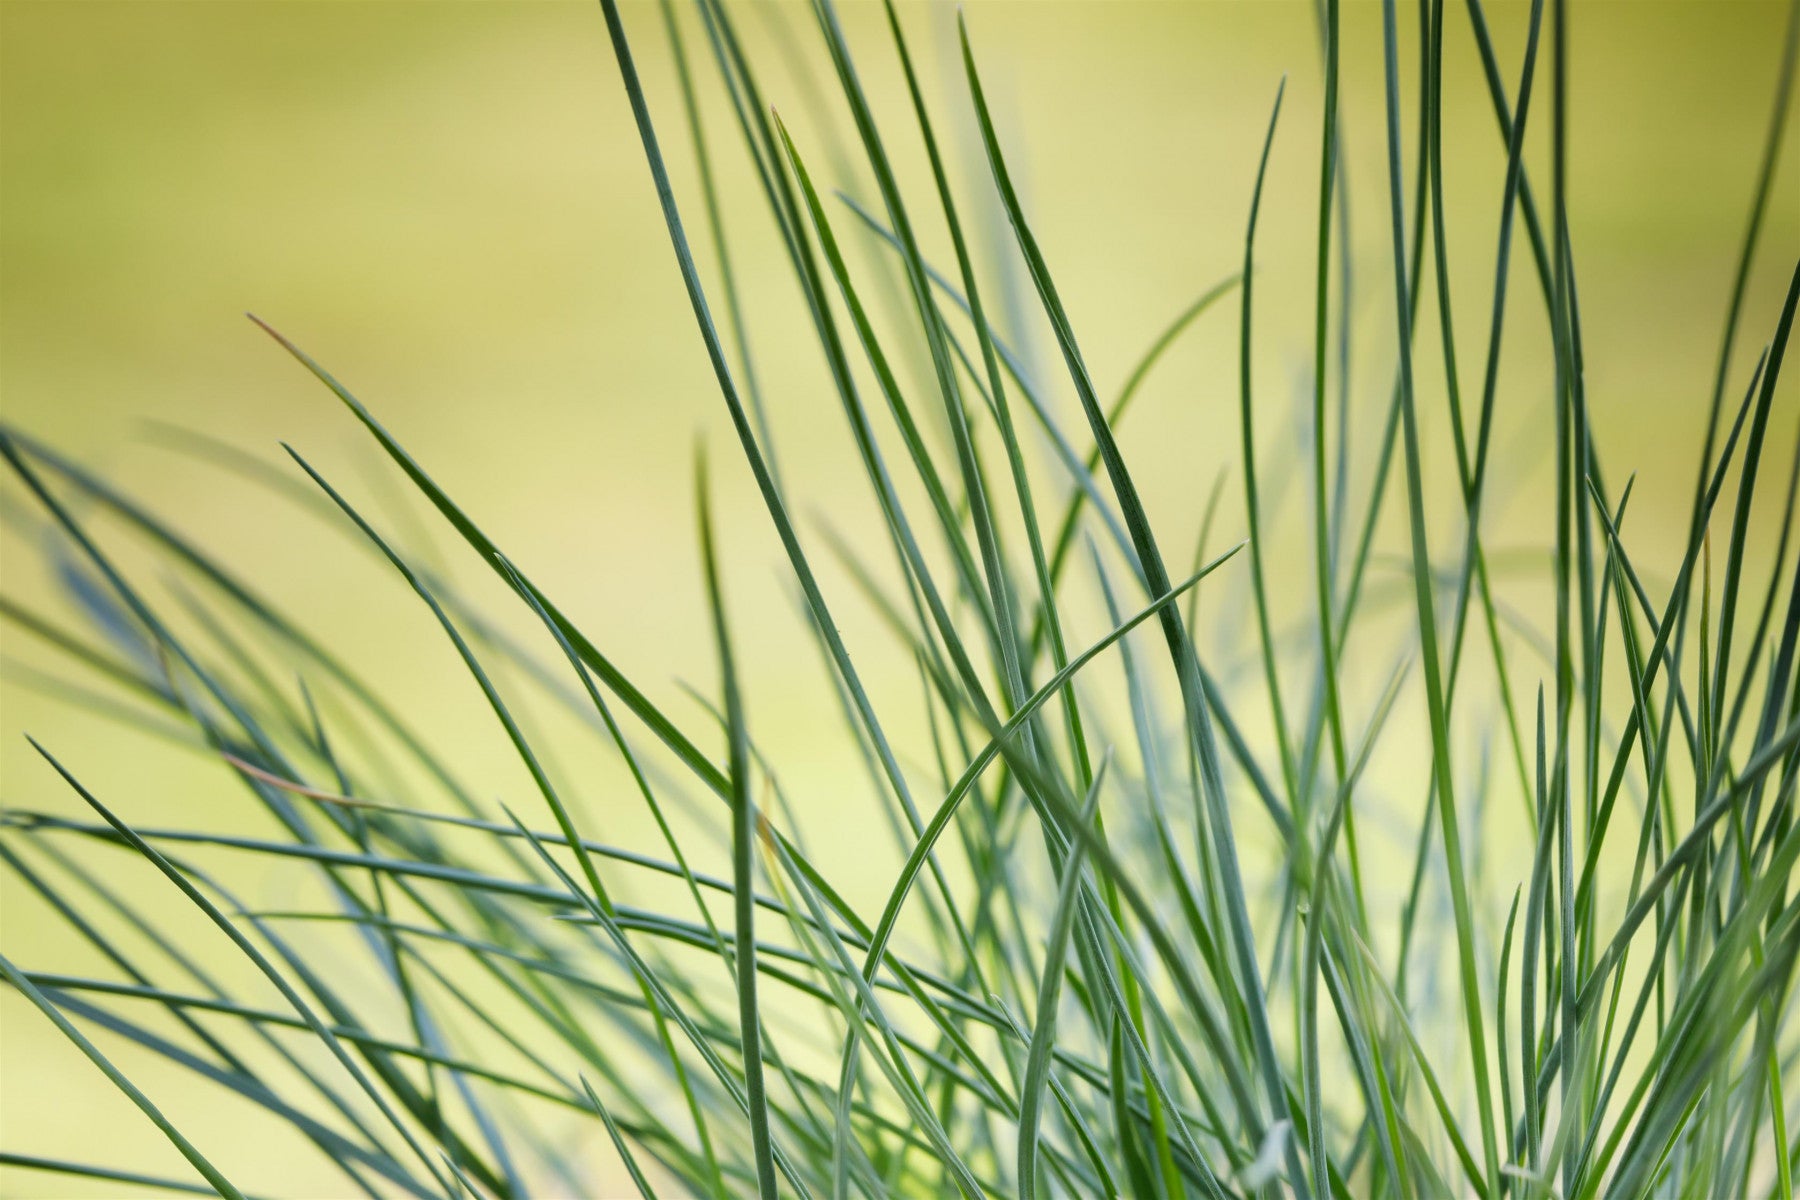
[3,0,1798,1197]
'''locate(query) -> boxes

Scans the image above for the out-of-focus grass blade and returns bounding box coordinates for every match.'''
[0,955,249,1200]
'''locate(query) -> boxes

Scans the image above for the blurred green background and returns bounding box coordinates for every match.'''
[2,0,1794,1195]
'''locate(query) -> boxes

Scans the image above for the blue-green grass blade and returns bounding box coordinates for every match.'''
[959,25,1306,1191]
[1376,0,1502,1188]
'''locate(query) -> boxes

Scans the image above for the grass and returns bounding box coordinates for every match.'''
[2,0,1798,1196]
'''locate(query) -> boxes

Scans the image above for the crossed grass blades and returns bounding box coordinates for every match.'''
[2,0,1798,1196]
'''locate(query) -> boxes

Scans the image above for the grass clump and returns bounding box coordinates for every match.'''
[2,0,1798,1197]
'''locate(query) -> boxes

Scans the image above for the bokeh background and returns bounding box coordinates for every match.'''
[2,0,1795,1195]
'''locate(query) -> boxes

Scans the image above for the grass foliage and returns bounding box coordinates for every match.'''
[3,0,1799,1196]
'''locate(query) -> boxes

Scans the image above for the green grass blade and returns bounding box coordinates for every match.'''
[0,955,249,1200]
[695,452,779,1200]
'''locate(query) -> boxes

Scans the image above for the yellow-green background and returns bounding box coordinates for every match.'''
[2,1,1795,1195]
